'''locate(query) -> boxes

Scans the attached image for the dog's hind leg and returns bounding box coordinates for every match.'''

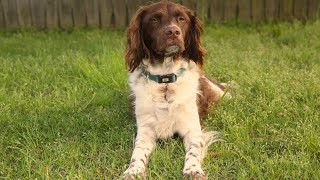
[197,76,236,117]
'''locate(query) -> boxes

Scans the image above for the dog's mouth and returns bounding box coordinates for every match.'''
[163,39,185,57]
[153,38,185,57]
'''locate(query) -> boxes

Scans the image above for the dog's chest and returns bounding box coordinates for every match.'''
[132,66,199,111]
[151,83,180,108]
[130,62,200,138]
[143,78,198,138]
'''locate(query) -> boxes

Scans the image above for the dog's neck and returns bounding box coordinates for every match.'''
[144,55,179,71]
[163,56,175,71]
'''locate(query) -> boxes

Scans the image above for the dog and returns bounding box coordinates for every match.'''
[123,1,230,179]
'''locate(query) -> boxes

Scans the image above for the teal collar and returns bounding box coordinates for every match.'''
[139,66,186,83]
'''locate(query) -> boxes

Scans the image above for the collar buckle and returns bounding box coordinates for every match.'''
[158,73,177,83]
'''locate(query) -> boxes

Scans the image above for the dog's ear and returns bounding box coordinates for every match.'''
[125,7,150,72]
[185,10,207,68]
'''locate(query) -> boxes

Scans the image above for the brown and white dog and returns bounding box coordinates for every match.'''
[123,1,230,179]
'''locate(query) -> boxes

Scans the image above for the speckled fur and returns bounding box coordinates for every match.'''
[123,1,229,179]
[123,57,227,179]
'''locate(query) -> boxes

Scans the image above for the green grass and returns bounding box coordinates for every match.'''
[0,21,320,179]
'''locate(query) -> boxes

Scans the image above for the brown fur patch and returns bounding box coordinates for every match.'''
[197,76,222,118]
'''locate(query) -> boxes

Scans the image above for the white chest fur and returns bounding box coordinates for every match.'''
[129,58,201,138]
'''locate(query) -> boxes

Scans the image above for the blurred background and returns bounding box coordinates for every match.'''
[0,0,319,29]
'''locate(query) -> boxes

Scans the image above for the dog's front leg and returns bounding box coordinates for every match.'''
[123,123,156,179]
[182,128,206,179]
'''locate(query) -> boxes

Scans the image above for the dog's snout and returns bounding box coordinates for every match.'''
[165,26,181,37]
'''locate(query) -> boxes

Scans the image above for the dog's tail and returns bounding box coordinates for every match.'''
[201,131,223,161]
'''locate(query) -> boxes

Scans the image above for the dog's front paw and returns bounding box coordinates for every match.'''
[183,165,206,180]
[122,164,146,180]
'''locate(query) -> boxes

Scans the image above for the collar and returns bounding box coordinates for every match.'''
[139,65,186,83]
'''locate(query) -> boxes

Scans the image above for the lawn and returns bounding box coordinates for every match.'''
[0,21,320,179]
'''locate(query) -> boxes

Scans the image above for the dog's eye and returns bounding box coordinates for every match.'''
[179,17,186,22]
[151,18,158,23]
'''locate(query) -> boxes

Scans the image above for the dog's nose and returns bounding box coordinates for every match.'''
[165,26,181,37]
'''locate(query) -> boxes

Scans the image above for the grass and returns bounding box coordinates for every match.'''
[0,21,319,179]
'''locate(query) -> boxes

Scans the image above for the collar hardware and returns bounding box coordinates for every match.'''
[157,73,177,83]
[139,66,186,84]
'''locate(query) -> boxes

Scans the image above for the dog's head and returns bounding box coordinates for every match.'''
[125,0,206,72]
